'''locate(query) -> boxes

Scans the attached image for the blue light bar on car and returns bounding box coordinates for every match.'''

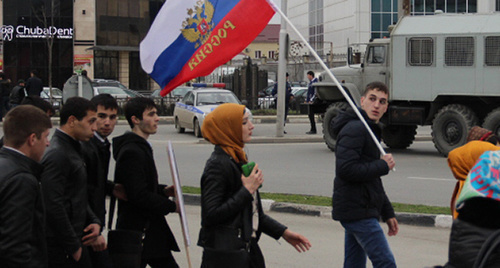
[191,83,226,88]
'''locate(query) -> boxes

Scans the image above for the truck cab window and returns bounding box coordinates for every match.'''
[367,46,385,64]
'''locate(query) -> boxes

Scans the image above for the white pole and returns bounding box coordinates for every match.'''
[275,0,287,137]
[267,0,388,157]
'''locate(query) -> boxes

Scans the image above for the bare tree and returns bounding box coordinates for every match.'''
[32,0,56,100]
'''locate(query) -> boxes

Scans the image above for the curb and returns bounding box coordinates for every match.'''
[182,193,452,228]
[44,115,433,142]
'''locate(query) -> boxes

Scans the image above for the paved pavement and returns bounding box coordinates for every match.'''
[165,205,450,268]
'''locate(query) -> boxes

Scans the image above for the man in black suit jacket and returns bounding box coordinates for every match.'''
[82,94,126,268]
[0,105,52,267]
[113,97,179,268]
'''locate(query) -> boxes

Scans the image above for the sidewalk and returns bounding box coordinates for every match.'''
[183,193,453,229]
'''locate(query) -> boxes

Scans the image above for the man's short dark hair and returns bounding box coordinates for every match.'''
[21,95,55,116]
[307,71,314,77]
[0,73,5,79]
[124,97,157,128]
[60,97,97,126]
[91,94,118,111]
[363,81,389,98]
[3,105,52,148]
[31,70,38,76]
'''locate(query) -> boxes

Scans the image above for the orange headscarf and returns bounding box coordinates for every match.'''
[201,103,247,163]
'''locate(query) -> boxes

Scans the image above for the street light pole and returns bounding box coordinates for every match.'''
[275,0,287,137]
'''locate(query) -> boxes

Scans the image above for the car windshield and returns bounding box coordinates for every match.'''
[43,88,62,97]
[97,87,126,95]
[151,89,161,97]
[196,92,240,106]
[172,87,192,97]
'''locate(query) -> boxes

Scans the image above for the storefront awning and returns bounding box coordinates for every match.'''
[85,45,139,52]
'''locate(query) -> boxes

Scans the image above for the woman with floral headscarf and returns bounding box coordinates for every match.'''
[197,103,311,268]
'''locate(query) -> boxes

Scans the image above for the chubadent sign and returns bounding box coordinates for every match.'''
[1,25,73,41]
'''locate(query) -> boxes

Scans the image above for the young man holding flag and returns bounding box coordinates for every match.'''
[331,82,398,268]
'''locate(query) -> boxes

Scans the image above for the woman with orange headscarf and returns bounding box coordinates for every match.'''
[197,103,311,268]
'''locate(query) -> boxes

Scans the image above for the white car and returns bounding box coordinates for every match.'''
[93,86,129,99]
[41,87,63,110]
[173,88,248,137]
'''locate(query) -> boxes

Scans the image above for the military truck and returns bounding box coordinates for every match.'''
[312,13,500,156]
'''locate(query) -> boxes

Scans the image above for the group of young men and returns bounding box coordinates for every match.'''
[0,95,179,268]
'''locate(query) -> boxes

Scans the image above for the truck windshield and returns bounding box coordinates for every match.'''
[367,46,385,64]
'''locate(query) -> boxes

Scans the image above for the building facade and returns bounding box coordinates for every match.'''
[286,0,499,61]
[1,0,498,90]
[0,0,164,90]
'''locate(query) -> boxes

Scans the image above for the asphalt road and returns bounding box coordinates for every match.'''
[108,123,454,207]
[0,121,454,207]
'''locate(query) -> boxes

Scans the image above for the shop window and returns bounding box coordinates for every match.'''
[94,51,119,79]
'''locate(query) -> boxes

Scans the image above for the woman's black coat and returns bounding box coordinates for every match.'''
[198,146,287,249]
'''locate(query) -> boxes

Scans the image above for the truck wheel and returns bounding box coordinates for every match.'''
[175,117,185,133]
[482,108,500,137]
[382,125,417,149]
[323,102,349,151]
[432,104,478,156]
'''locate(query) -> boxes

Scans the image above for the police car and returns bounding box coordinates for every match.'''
[173,84,248,137]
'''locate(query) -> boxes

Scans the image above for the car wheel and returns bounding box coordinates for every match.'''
[175,117,185,133]
[432,104,478,156]
[194,118,202,138]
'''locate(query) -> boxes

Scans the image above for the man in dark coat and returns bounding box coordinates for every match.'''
[0,73,11,121]
[41,97,101,268]
[81,94,125,268]
[0,105,52,267]
[331,81,398,268]
[305,71,318,134]
[26,70,43,96]
[113,97,179,267]
[9,79,26,108]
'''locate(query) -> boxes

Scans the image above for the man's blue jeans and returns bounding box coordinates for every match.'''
[340,218,396,268]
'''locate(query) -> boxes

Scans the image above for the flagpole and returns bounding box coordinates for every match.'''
[267,0,389,158]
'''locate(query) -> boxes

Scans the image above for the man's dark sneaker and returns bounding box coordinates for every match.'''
[284,131,287,134]
[306,131,316,135]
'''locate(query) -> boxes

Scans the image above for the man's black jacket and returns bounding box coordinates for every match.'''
[41,130,101,255]
[0,147,47,267]
[113,132,179,258]
[331,107,395,222]
[197,145,287,249]
[26,76,43,96]
[9,85,25,105]
[82,135,114,226]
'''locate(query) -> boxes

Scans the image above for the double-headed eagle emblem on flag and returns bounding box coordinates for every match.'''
[181,0,215,48]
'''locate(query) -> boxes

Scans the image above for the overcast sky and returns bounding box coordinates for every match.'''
[269,1,281,24]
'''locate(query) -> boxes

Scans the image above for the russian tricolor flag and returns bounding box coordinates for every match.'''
[140,0,277,97]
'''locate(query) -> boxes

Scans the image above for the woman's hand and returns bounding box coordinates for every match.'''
[241,163,263,194]
[282,229,312,252]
